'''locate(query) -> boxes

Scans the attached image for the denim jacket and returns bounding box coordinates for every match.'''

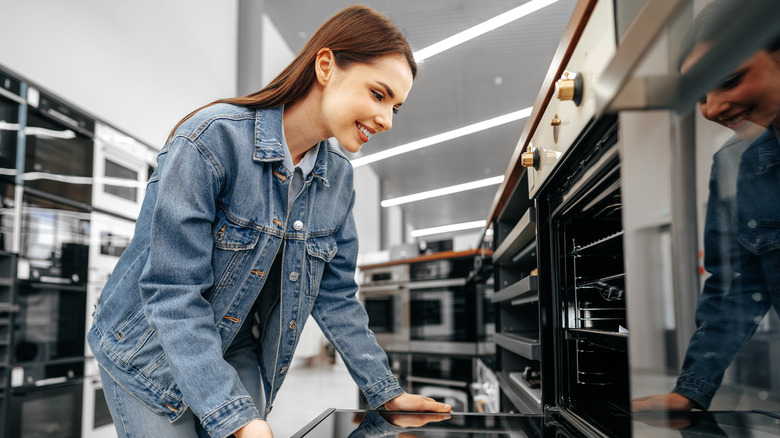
[674,127,780,409]
[87,104,403,438]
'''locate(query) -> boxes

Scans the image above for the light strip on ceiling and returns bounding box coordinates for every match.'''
[351,107,531,168]
[381,175,504,207]
[410,220,487,237]
[413,0,561,62]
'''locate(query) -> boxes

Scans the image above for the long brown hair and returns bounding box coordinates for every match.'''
[167,4,417,142]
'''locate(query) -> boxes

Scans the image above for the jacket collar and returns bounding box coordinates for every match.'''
[252,106,330,186]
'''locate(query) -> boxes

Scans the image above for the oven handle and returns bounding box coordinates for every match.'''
[408,278,466,290]
[359,284,406,293]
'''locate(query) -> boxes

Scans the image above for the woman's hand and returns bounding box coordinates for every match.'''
[384,393,452,412]
[631,393,695,412]
[233,419,273,438]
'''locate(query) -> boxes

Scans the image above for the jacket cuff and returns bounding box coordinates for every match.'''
[673,374,717,410]
[199,396,260,438]
[362,375,405,410]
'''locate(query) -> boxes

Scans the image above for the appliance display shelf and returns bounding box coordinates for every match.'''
[495,332,541,361]
[496,371,542,414]
[493,208,536,263]
[492,276,538,304]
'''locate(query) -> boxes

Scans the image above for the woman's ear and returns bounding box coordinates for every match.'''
[315,48,335,86]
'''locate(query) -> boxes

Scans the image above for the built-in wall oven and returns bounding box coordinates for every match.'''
[0,69,22,183]
[23,87,94,206]
[359,264,410,353]
[9,376,83,438]
[92,122,151,219]
[82,357,114,438]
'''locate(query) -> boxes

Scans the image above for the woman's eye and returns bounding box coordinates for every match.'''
[719,72,743,90]
[392,107,399,115]
[372,90,384,101]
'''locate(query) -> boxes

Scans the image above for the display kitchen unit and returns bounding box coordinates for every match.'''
[0,63,156,437]
[297,0,780,436]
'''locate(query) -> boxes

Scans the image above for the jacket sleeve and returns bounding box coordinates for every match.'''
[311,189,405,409]
[138,136,260,438]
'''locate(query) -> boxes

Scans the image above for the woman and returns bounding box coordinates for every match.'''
[88,5,451,438]
[632,0,780,413]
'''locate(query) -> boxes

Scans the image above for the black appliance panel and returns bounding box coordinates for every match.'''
[12,281,86,384]
[17,193,90,285]
[10,380,83,438]
[24,94,94,205]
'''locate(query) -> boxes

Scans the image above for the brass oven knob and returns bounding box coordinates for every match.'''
[556,72,583,106]
[521,147,540,170]
[550,118,561,126]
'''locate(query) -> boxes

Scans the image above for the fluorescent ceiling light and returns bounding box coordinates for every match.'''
[411,220,487,238]
[414,0,561,62]
[382,175,504,207]
[352,107,531,168]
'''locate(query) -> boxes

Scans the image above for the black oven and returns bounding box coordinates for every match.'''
[17,192,90,286]
[0,69,23,182]
[10,378,83,438]
[12,280,86,384]
[24,89,94,205]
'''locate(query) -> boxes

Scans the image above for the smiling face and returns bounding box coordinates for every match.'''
[317,52,414,154]
[682,45,780,136]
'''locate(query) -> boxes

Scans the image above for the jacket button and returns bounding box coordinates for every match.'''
[293,220,304,231]
[289,271,299,282]
[280,365,288,374]
[289,320,297,330]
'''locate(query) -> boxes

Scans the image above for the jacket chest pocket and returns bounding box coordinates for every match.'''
[737,218,780,255]
[211,213,261,293]
[305,234,338,297]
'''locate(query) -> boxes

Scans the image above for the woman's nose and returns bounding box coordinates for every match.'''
[376,107,393,132]
[701,92,730,122]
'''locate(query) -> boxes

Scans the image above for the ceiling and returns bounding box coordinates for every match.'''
[264,0,578,241]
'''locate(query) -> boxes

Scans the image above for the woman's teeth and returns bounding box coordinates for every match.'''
[724,112,747,127]
[358,124,373,140]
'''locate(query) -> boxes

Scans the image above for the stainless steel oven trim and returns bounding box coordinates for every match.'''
[409,341,495,356]
[407,375,469,388]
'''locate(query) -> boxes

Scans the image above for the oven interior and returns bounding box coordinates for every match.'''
[544,118,630,436]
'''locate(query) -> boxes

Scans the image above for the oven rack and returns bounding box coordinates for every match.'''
[493,207,535,264]
[566,328,627,352]
[570,230,624,257]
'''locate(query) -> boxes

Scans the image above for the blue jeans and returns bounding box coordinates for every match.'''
[100,316,265,438]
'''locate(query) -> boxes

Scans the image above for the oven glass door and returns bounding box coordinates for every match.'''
[83,373,114,438]
[13,282,86,379]
[17,192,90,285]
[24,103,93,205]
[359,285,409,352]
[10,380,83,438]
[409,280,473,344]
[88,212,133,285]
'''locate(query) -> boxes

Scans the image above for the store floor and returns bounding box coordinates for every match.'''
[267,356,359,437]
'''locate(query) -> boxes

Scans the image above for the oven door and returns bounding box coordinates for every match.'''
[17,192,90,286]
[409,278,486,355]
[359,284,409,353]
[10,378,83,438]
[12,281,86,383]
[82,359,115,438]
[92,122,149,219]
[88,212,133,285]
[23,89,94,205]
